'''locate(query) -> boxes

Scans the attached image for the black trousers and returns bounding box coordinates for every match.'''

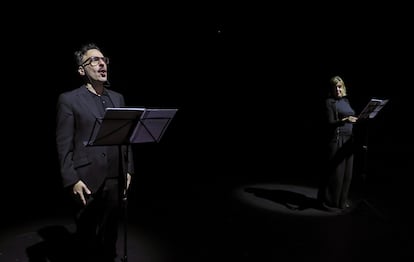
[71,177,121,260]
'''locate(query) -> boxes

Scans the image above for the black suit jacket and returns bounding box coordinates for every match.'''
[56,86,134,193]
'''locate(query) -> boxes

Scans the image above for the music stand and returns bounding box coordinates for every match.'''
[356,98,388,220]
[88,107,178,262]
[358,98,389,120]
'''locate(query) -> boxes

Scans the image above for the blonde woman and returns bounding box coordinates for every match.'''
[318,76,358,211]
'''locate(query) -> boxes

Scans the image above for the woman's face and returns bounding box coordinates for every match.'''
[333,80,345,98]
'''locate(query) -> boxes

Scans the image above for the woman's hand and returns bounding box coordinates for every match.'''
[342,116,358,123]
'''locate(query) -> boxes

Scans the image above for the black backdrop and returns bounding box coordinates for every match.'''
[1,3,413,221]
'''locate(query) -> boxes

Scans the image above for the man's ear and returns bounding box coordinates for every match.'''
[78,65,85,76]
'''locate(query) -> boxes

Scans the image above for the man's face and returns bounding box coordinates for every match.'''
[79,49,108,83]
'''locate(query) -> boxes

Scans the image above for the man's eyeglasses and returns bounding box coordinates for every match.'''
[81,56,109,67]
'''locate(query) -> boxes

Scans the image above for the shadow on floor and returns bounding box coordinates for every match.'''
[244,187,322,211]
[26,225,77,262]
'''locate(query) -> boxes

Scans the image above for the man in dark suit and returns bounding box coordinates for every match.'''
[56,43,134,262]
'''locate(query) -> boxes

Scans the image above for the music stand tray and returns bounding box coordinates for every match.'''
[130,108,178,143]
[358,98,389,120]
[88,107,178,146]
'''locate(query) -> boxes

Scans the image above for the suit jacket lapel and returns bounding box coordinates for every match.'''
[108,91,121,108]
[78,86,102,120]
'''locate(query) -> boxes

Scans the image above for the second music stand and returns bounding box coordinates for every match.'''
[356,98,389,220]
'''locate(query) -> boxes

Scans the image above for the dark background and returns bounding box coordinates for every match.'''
[1,2,413,240]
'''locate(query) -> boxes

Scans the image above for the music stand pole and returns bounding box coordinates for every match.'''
[120,145,129,262]
[357,119,386,221]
